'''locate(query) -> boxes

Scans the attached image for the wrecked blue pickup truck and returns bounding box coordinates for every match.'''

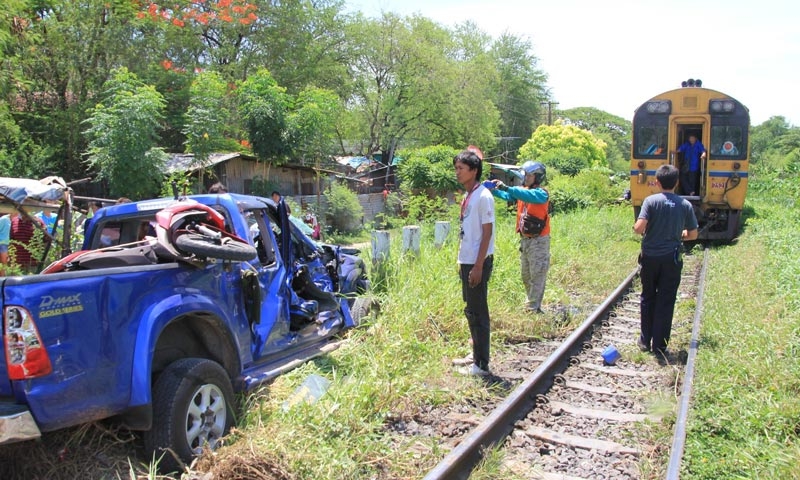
[0,191,372,472]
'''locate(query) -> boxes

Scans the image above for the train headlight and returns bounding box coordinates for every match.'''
[710,100,736,113]
[733,162,741,170]
[637,161,645,168]
[645,101,671,114]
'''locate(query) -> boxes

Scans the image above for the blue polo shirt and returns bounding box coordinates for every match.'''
[677,141,706,172]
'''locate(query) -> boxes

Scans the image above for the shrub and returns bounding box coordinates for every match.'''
[396,145,460,194]
[536,148,590,176]
[248,175,280,198]
[160,171,200,198]
[323,182,363,234]
[399,187,453,224]
[547,169,622,214]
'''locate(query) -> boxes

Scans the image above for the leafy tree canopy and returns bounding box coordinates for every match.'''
[83,67,169,199]
[237,68,292,163]
[396,145,460,193]
[519,122,608,175]
[287,87,342,163]
[559,107,631,172]
[750,116,792,162]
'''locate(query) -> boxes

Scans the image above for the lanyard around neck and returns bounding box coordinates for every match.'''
[460,182,480,221]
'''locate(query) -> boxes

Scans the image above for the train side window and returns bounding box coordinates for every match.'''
[710,125,745,159]
[635,125,668,158]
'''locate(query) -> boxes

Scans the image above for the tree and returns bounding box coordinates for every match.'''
[248,0,354,94]
[750,116,791,163]
[7,0,145,182]
[396,145,460,193]
[184,71,233,189]
[237,68,292,163]
[488,32,549,159]
[519,122,608,175]
[345,14,499,160]
[559,107,631,172]
[136,0,261,80]
[287,87,342,164]
[84,68,169,199]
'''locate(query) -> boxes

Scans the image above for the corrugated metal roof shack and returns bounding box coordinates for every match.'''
[165,153,388,224]
[166,153,324,196]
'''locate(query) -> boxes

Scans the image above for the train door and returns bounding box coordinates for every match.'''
[673,121,707,196]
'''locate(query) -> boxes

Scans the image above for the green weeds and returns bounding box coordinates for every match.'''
[671,172,800,479]
[200,202,640,479]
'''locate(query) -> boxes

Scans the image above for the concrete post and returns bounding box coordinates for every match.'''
[401,225,421,256]
[434,221,450,249]
[371,230,391,288]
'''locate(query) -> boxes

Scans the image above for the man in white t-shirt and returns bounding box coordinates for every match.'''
[453,149,495,376]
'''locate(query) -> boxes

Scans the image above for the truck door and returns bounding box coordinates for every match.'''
[243,208,292,359]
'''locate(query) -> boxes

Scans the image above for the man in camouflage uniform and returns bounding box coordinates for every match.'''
[488,161,551,313]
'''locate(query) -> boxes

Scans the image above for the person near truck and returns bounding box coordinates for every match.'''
[633,164,698,358]
[487,161,551,314]
[0,213,10,275]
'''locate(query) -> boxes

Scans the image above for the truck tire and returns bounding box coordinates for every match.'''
[351,295,379,326]
[144,358,235,474]
[174,233,257,262]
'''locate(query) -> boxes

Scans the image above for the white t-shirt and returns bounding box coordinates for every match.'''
[458,185,495,265]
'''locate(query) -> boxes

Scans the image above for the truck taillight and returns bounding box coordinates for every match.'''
[4,306,52,380]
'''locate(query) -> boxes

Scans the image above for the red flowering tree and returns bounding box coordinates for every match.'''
[136,0,260,77]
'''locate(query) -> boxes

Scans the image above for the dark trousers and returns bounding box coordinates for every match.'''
[639,252,683,353]
[680,169,700,195]
[460,255,493,371]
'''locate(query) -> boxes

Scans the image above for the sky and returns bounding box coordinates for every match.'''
[346,0,800,127]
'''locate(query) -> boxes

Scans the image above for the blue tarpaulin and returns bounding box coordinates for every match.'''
[0,176,69,204]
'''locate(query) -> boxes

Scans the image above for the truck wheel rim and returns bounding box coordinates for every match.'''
[186,383,227,454]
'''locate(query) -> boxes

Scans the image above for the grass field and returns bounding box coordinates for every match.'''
[678,174,800,479]
[187,201,641,479]
[15,173,797,480]
[204,173,800,479]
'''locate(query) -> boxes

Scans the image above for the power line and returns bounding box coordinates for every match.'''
[540,101,559,125]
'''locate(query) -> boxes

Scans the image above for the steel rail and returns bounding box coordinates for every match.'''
[666,246,710,479]
[423,267,639,480]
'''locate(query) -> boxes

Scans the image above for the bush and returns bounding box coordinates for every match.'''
[396,145,460,193]
[160,171,200,198]
[248,175,280,198]
[398,186,453,224]
[537,148,590,176]
[547,169,622,214]
[323,182,363,234]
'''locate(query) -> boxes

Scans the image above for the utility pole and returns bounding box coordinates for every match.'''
[540,101,559,125]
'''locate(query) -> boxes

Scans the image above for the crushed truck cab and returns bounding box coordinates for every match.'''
[0,192,371,472]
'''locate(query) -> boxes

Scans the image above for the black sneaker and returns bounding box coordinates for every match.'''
[637,337,650,352]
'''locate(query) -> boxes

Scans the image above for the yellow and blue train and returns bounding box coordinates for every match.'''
[630,79,749,241]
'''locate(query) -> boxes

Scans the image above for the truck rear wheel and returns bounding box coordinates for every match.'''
[144,358,235,474]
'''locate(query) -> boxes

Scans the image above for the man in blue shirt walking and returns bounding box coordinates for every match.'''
[677,134,706,195]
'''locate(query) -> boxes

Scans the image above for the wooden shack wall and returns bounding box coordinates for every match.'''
[210,159,319,195]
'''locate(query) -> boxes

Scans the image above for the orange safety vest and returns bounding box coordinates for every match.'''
[516,195,550,238]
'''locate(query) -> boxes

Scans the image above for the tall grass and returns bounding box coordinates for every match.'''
[680,173,800,479]
[197,201,641,479]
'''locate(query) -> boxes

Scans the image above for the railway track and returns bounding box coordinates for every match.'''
[418,247,708,479]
